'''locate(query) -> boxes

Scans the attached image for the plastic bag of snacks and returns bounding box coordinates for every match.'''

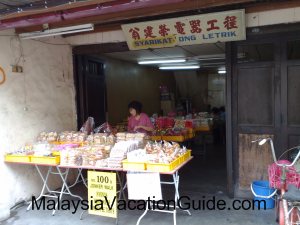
[69,149,83,166]
[145,141,186,163]
[94,122,112,134]
[80,117,95,135]
[58,131,87,143]
[82,146,107,167]
[37,132,58,142]
[72,132,87,142]
[87,134,115,145]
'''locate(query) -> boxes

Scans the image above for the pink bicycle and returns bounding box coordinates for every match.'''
[253,138,300,225]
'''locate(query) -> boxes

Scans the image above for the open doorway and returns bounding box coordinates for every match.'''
[74,42,230,196]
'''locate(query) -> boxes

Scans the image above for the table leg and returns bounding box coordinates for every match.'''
[116,171,127,225]
[134,171,192,225]
[173,172,191,216]
[68,168,86,188]
[27,166,57,211]
[115,212,119,225]
[117,172,127,201]
[136,203,149,225]
[173,208,177,225]
[82,170,88,188]
[56,166,83,201]
[51,167,84,216]
[52,168,70,216]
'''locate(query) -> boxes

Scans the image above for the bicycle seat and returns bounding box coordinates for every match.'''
[283,185,300,202]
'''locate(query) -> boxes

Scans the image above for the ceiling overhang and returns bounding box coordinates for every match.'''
[2,0,299,37]
[0,0,255,33]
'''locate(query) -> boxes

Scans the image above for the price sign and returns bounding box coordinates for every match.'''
[88,171,117,218]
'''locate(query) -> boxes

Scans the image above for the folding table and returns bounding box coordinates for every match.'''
[5,161,126,218]
[6,156,193,225]
[123,157,193,225]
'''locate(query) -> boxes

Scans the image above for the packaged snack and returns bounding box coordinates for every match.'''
[80,117,95,135]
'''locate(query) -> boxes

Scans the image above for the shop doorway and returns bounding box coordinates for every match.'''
[74,55,107,127]
[73,42,233,196]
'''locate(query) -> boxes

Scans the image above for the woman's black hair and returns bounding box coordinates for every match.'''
[128,101,143,114]
[211,107,220,114]
[219,106,225,112]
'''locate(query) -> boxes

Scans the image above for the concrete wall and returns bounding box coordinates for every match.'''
[0,30,76,220]
[174,71,208,112]
[174,71,225,112]
[207,73,226,108]
[100,56,176,124]
[246,7,300,27]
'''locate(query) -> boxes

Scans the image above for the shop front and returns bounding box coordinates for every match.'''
[1,9,244,223]
[70,10,300,199]
[72,9,247,198]
[1,1,300,224]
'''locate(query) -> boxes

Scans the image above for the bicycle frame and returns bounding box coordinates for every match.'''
[252,138,300,225]
[280,165,290,225]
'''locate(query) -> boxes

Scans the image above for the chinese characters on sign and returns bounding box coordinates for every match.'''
[121,10,246,50]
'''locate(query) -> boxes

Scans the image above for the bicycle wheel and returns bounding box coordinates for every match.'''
[279,200,285,225]
[290,207,299,225]
[275,195,280,223]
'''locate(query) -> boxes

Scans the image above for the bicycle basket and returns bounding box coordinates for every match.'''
[268,160,300,189]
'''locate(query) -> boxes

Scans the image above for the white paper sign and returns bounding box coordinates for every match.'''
[126,172,162,200]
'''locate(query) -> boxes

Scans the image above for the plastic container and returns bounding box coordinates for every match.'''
[251,180,276,209]
[162,135,185,142]
[50,141,86,146]
[187,128,194,134]
[185,133,195,140]
[52,151,60,156]
[147,157,181,172]
[150,136,162,141]
[182,150,192,162]
[177,154,183,164]
[177,150,192,164]
[122,160,146,171]
[194,126,210,132]
[4,155,31,163]
[30,156,60,165]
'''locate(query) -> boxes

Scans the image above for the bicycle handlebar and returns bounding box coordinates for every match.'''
[252,138,300,167]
